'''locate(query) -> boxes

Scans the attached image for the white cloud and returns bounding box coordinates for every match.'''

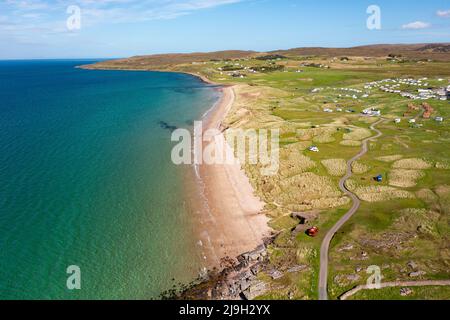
[401,21,431,30]
[5,0,49,11]
[78,0,245,22]
[437,10,450,18]
[1,0,246,28]
[0,0,245,43]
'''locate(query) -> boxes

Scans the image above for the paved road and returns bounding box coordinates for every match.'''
[318,119,385,300]
[340,280,450,300]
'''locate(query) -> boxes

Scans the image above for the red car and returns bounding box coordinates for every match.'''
[306,227,319,237]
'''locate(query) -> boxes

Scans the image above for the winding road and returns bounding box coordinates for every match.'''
[318,118,385,300]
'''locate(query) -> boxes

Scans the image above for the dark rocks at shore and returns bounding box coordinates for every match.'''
[158,121,178,132]
[162,234,313,300]
[242,281,268,300]
[267,269,283,280]
[251,262,264,275]
[172,237,275,300]
[211,243,271,300]
[239,244,267,263]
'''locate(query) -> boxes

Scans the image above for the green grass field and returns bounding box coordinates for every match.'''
[348,286,450,300]
[196,55,450,300]
[91,54,450,300]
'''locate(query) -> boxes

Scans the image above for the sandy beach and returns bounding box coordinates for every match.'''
[192,83,271,269]
[80,66,272,270]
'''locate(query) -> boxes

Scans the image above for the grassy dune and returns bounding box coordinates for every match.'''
[87,49,450,300]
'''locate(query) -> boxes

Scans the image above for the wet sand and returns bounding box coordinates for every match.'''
[193,84,271,268]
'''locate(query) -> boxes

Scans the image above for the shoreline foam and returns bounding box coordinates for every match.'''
[193,83,271,269]
[81,63,271,279]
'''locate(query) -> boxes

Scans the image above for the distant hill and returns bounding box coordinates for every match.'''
[417,43,450,53]
[84,50,259,70]
[84,43,450,70]
[272,43,450,60]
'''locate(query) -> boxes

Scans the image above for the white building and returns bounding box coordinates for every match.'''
[362,108,381,117]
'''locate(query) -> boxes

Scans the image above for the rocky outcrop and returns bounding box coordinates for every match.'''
[407,261,418,270]
[242,281,267,300]
[174,237,275,300]
[287,265,308,273]
[267,269,283,280]
[207,246,270,300]
[238,244,267,263]
[409,271,426,278]
[338,244,355,252]
[400,287,413,296]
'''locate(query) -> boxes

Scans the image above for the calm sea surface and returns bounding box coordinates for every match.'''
[0,60,220,299]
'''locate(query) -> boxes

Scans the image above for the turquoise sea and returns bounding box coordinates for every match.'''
[0,60,220,299]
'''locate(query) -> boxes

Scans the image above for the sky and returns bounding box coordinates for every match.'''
[0,0,449,59]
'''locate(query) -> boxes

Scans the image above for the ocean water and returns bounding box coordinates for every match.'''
[0,60,220,299]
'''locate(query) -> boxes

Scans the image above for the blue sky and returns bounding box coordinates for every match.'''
[1,0,450,59]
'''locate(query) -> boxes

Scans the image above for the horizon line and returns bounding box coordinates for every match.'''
[1,41,450,61]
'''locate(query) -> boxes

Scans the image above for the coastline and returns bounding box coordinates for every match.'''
[80,64,214,86]
[81,64,271,279]
[193,84,271,269]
